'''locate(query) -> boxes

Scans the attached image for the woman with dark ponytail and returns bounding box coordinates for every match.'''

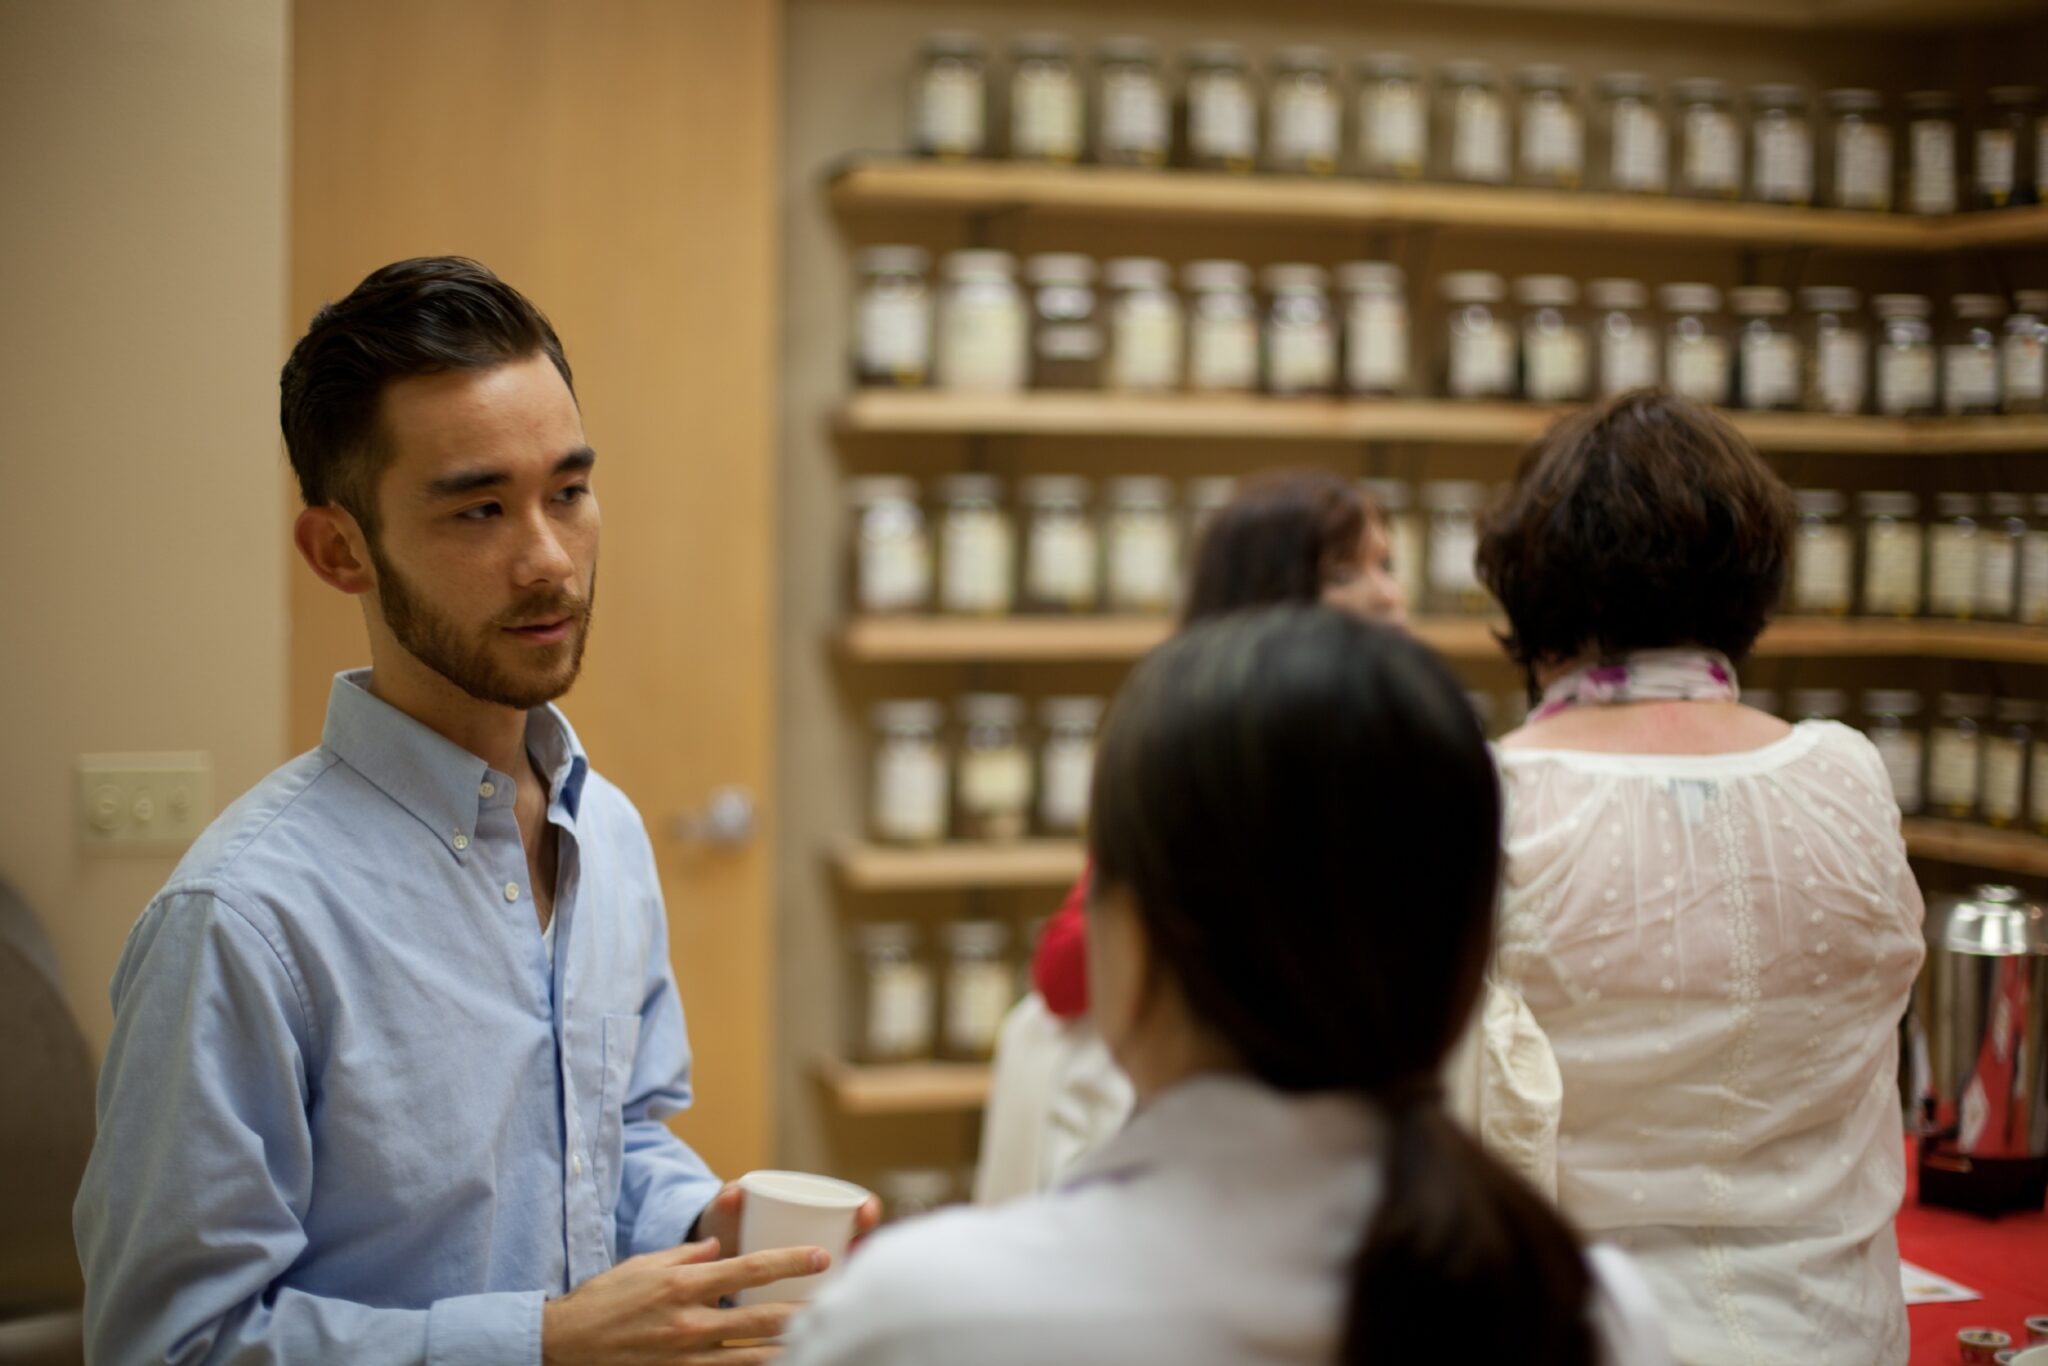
[783,607,1669,1366]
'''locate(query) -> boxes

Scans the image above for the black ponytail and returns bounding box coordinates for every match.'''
[1090,607,1598,1366]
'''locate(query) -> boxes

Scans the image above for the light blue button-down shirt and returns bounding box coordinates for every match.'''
[74,670,721,1365]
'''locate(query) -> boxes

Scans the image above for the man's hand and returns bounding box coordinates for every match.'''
[540,1238,826,1364]
[691,1183,884,1259]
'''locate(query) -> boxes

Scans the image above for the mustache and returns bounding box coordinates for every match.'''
[492,590,592,630]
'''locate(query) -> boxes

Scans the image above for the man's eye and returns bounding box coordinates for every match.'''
[458,503,501,521]
[556,484,590,503]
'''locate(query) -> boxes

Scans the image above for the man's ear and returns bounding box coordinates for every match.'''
[294,504,376,596]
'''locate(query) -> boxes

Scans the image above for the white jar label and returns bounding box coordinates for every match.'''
[860,534,932,613]
[1189,316,1259,391]
[1272,85,1339,167]
[1929,729,1982,810]
[941,511,1015,613]
[1388,513,1425,594]
[1977,128,2017,197]
[1793,525,1853,612]
[1449,326,1515,398]
[939,295,1027,391]
[2033,741,2048,827]
[1754,121,1813,201]
[1873,732,1924,815]
[945,962,1014,1053]
[1346,296,1409,392]
[1741,333,1800,409]
[1877,348,1936,414]
[1612,103,1667,191]
[1928,525,1979,616]
[2003,332,2045,402]
[1429,518,1481,597]
[1363,85,1426,174]
[1683,108,1740,192]
[1979,536,2018,617]
[1863,523,1924,616]
[1817,331,1868,413]
[1984,738,2025,822]
[961,747,1032,814]
[1026,518,1097,606]
[875,746,949,842]
[2023,530,2048,624]
[1101,70,1168,157]
[1600,327,1658,395]
[1189,71,1255,162]
[859,294,932,378]
[919,68,985,155]
[1267,321,1336,393]
[1944,346,2000,413]
[1012,69,1082,160]
[1524,327,1588,402]
[1452,91,1509,182]
[1039,737,1095,832]
[1520,101,1583,181]
[1109,297,1183,391]
[1909,120,1956,213]
[1668,336,1729,404]
[868,963,933,1058]
[1835,123,1892,208]
[1108,515,1180,610]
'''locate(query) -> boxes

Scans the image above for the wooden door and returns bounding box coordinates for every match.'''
[290,0,780,1177]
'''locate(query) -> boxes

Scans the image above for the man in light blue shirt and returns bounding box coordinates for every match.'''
[74,257,871,1364]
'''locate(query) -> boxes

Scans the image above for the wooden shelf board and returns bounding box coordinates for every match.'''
[1935,204,2048,252]
[837,392,2048,454]
[815,1057,992,1115]
[841,615,1170,662]
[1902,819,2048,879]
[834,838,1088,891]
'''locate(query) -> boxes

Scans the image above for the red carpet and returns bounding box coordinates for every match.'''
[1899,1140,2048,1362]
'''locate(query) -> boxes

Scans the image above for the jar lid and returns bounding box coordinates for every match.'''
[1987,491,2028,518]
[1438,60,1497,88]
[2014,290,2048,315]
[847,475,922,507]
[1040,695,1107,729]
[873,699,944,731]
[1421,479,1488,511]
[1104,256,1173,291]
[1095,35,1157,64]
[1594,71,1654,99]
[1747,83,1807,109]
[1263,263,1329,292]
[877,1168,955,1202]
[1515,63,1573,92]
[1745,689,1780,717]
[1953,293,2004,320]
[943,249,1017,281]
[1730,286,1791,317]
[1022,474,1091,505]
[922,30,986,59]
[856,921,921,954]
[1183,259,1252,292]
[1671,77,1731,104]
[1864,689,1923,716]
[1995,697,2044,724]
[1859,489,1918,517]
[958,693,1026,728]
[1823,88,1882,113]
[1011,31,1073,61]
[1187,476,1238,510]
[1184,41,1247,70]
[1359,477,1412,513]
[1515,274,1579,308]
[1942,885,2048,957]
[944,919,1012,954]
[1658,282,1722,314]
[1905,90,1958,113]
[1440,270,1505,304]
[1795,488,1846,518]
[1799,285,1860,313]
[1271,45,1334,74]
[1988,85,2044,107]
[1025,252,1096,285]
[1790,689,1847,718]
[938,472,1004,502]
[1337,260,1405,293]
[1939,692,1990,719]
[857,244,931,276]
[1937,491,1980,517]
[1587,277,1649,310]
[1871,292,1931,318]
[1356,52,1416,80]
[1108,475,1174,506]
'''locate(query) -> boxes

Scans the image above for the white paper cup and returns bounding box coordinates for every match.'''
[2010,1347,2048,1366]
[732,1169,871,1305]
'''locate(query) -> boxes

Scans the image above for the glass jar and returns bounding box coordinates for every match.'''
[1263,264,1337,397]
[1354,53,1428,180]
[849,477,932,615]
[1105,477,1180,613]
[852,246,933,388]
[1516,274,1588,404]
[913,32,988,160]
[1859,490,1924,618]
[1516,64,1584,190]
[1442,271,1514,400]
[1928,492,1982,620]
[1928,693,1988,820]
[1439,61,1510,186]
[1863,690,1925,815]
[2034,723,2048,836]
[1360,478,1425,596]
[1339,261,1410,397]
[1823,89,1892,211]
[854,922,934,1063]
[2024,492,2048,626]
[1906,91,1960,216]
[1976,86,2041,210]
[1731,286,1801,411]
[2039,108,2048,204]
[1183,42,1256,174]
[937,250,1027,392]
[1095,36,1168,168]
[1589,277,1659,396]
[1790,488,1852,616]
[1984,700,2039,829]
[937,474,1015,616]
[1423,479,1490,615]
[1186,476,1238,547]
[1038,696,1104,836]
[941,920,1014,1061]
[1944,294,2005,416]
[1674,78,1742,200]
[1008,33,1083,164]
[1873,294,1937,416]
[877,1169,954,1223]
[1978,492,2028,622]
[1592,72,1667,195]
[1800,286,1867,415]
[870,701,949,845]
[1268,46,1340,176]
[1747,84,1814,206]
[1660,282,1729,406]
[1184,260,1260,394]
[2005,290,2048,413]
[1021,475,1099,613]
[957,695,1031,842]
[1791,689,1847,723]
[1024,253,1102,390]
[1104,257,1183,393]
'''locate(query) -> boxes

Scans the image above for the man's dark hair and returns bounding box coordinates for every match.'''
[279,256,574,535]
[1477,388,1797,672]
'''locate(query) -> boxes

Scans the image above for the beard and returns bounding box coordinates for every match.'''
[369,542,596,711]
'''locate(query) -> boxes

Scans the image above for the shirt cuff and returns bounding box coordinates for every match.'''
[427,1289,545,1366]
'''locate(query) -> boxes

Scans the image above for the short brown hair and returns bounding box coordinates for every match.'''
[1477,389,1796,670]
[1182,470,1367,624]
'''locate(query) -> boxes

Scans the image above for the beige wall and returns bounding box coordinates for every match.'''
[0,0,290,1055]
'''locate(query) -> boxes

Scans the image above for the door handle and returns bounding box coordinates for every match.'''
[670,786,758,849]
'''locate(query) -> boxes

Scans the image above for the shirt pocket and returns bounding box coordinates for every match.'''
[595,1012,639,1215]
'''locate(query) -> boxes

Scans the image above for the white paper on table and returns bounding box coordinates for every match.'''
[1899,1259,1982,1305]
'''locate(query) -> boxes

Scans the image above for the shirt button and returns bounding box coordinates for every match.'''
[479,781,496,799]
[452,832,469,851]
[571,1152,583,1176]
[505,883,521,902]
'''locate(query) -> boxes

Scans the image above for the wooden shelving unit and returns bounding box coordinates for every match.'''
[1899,819,2048,878]
[831,159,2048,253]
[835,838,1088,890]
[837,391,2048,454]
[815,1056,993,1115]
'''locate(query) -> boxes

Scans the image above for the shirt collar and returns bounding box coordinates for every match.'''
[321,669,590,858]
[1062,1072,1382,1190]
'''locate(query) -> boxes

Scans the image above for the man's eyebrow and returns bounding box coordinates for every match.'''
[423,447,596,499]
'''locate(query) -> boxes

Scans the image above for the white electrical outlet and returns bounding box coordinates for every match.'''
[78,752,213,855]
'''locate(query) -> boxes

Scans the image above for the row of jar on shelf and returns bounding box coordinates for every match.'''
[1786,489,2048,625]
[1817,689,2048,832]
[906,31,2046,214]
[852,915,1030,1065]
[854,251,2048,416]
